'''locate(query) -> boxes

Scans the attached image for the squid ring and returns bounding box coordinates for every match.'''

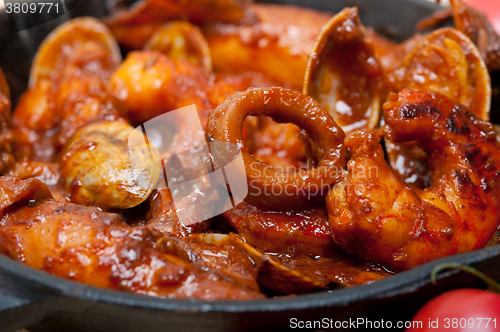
[206,87,346,210]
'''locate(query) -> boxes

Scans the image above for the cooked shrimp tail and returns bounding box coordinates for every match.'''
[327,89,500,270]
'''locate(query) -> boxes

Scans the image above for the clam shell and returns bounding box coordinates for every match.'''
[303,8,386,133]
[29,17,121,87]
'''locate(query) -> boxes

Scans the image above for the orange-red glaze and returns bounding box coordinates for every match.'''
[0,177,263,300]
[223,201,341,258]
[0,69,14,174]
[328,89,500,270]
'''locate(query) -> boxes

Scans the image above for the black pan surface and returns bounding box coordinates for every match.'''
[1,1,500,331]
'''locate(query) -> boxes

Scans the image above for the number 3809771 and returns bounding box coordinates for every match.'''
[6,2,59,14]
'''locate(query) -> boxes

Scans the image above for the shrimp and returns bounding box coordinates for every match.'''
[223,201,393,288]
[327,89,500,270]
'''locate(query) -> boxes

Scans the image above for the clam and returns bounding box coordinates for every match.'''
[389,27,491,120]
[144,21,212,71]
[0,68,11,116]
[386,27,491,186]
[189,233,330,294]
[416,0,500,72]
[303,8,386,133]
[228,233,329,294]
[106,0,253,26]
[487,226,500,247]
[29,17,121,87]
[186,234,391,291]
[61,120,160,210]
[0,68,10,101]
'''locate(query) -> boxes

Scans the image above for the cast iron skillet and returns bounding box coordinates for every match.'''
[1,0,500,331]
